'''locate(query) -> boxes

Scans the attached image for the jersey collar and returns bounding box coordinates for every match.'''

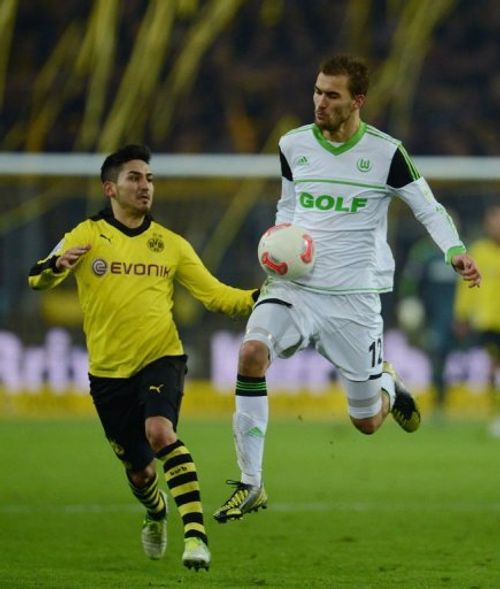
[96,207,152,236]
[312,121,367,155]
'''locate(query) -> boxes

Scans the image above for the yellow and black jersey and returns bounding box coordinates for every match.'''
[29,208,256,378]
[454,238,500,332]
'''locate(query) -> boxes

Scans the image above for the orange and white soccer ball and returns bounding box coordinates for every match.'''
[257,223,315,280]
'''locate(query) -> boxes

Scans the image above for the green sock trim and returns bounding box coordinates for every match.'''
[236,375,267,396]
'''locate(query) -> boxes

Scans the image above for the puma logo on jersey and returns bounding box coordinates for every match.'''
[100,234,112,244]
[149,384,164,394]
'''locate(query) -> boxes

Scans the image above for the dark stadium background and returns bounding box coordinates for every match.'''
[0,0,498,402]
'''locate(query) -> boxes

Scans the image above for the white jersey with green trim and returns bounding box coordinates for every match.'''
[276,122,465,294]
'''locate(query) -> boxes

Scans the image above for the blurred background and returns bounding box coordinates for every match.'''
[0,0,499,419]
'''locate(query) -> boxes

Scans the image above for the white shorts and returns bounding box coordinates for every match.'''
[244,280,385,418]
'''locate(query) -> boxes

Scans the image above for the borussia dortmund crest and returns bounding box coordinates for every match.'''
[147,233,165,252]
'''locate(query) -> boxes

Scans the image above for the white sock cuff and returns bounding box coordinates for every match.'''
[381,372,396,409]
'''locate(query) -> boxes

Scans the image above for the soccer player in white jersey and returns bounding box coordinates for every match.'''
[213,54,482,523]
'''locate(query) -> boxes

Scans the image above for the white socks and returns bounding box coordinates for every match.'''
[233,395,268,487]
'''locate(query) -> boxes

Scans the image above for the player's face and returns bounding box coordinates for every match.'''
[313,73,363,135]
[108,159,154,216]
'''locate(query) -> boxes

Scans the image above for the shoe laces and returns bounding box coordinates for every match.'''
[143,517,164,535]
[393,408,407,421]
[222,480,250,508]
[394,394,415,419]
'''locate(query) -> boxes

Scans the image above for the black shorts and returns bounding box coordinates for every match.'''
[89,355,187,471]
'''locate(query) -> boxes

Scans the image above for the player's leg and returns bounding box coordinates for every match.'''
[315,293,389,433]
[214,296,306,523]
[89,375,168,560]
[342,375,390,434]
[343,366,420,434]
[127,464,169,560]
[482,333,500,437]
[234,338,269,487]
[213,338,269,523]
[141,355,210,570]
[316,293,420,434]
[428,324,453,416]
[382,361,421,432]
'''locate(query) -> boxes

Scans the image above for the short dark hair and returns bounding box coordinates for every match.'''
[319,54,369,97]
[100,144,151,182]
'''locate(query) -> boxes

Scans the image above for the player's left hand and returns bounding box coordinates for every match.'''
[451,253,481,288]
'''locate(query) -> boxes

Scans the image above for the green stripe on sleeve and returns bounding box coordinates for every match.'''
[398,145,421,181]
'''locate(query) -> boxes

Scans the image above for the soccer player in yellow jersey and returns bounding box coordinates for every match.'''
[455,203,500,435]
[28,144,258,570]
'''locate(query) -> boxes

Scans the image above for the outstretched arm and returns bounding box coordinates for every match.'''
[29,232,91,290]
[175,236,257,318]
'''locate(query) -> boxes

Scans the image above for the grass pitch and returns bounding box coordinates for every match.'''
[1,416,499,588]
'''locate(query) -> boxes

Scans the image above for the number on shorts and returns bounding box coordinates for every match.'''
[369,338,382,368]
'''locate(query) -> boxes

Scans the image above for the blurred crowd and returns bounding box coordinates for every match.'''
[407,2,500,155]
[1,0,499,155]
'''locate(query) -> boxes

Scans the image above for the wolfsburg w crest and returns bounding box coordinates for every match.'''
[147,233,165,252]
[356,158,372,172]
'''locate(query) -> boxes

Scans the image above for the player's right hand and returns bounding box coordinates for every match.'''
[55,245,91,271]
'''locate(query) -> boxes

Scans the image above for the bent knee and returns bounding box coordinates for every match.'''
[145,416,176,452]
[127,463,156,487]
[350,415,382,435]
[239,340,270,375]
